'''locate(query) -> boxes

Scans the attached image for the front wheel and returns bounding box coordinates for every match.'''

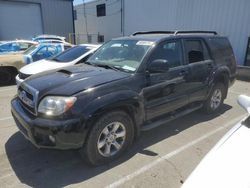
[202,83,226,114]
[80,111,134,166]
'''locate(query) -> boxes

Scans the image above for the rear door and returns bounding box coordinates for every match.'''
[143,39,189,120]
[183,38,214,102]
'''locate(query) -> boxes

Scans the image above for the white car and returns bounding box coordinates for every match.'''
[182,95,250,188]
[16,44,100,85]
[32,34,66,42]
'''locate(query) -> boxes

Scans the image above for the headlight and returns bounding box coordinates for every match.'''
[38,96,77,116]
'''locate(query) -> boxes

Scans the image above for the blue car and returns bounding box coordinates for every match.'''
[0,40,37,54]
[23,43,72,64]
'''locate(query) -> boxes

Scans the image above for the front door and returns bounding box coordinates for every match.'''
[143,40,189,120]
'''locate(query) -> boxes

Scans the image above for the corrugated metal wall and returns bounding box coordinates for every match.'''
[40,0,74,39]
[0,0,74,40]
[124,0,250,65]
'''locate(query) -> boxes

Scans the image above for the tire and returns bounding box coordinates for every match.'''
[0,67,16,86]
[202,83,226,114]
[80,110,134,166]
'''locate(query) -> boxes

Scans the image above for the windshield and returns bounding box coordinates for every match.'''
[23,44,38,55]
[52,46,90,63]
[87,40,153,72]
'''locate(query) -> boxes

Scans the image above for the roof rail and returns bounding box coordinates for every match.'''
[174,30,217,35]
[132,31,175,36]
[131,30,218,36]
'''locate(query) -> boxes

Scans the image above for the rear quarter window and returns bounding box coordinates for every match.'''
[208,37,234,61]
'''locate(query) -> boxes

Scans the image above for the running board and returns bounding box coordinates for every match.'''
[141,104,203,131]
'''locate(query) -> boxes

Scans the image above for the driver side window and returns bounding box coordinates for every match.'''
[150,40,183,68]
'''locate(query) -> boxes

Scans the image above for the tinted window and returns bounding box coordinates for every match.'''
[52,46,90,63]
[184,40,210,64]
[208,38,233,60]
[150,40,183,68]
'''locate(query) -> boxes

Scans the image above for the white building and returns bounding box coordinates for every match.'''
[74,0,250,66]
[74,0,123,44]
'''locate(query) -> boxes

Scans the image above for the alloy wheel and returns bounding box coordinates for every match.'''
[97,122,126,157]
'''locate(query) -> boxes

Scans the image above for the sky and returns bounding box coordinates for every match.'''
[73,0,95,5]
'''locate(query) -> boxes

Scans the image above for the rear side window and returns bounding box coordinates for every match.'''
[184,39,210,64]
[208,38,234,60]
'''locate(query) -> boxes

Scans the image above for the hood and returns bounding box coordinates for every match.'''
[0,53,24,69]
[182,117,250,188]
[20,59,71,75]
[24,64,130,97]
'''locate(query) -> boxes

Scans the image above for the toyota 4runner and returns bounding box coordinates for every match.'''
[11,31,237,165]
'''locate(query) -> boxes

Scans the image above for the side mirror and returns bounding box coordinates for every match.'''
[147,59,169,73]
[238,95,250,114]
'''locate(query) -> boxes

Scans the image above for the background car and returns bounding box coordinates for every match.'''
[0,42,72,85]
[182,95,250,188]
[16,44,100,85]
[32,35,66,43]
[23,43,72,64]
[0,40,37,54]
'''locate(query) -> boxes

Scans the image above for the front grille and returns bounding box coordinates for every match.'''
[18,84,38,115]
[19,100,36,114]
[19,72,31,80]
[18,87,33,101]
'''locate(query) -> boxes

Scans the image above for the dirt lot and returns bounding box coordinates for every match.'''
[0,80,249,188]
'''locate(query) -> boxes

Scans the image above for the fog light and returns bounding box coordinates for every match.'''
[49,135,55,143]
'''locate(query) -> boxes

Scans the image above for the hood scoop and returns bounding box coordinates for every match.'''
[57,69,72,76]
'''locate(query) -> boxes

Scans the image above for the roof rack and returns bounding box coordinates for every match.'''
[132,30,217,36]
[174,30,217,35]
[132,31,175,36]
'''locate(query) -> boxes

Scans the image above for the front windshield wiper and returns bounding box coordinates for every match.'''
[85,62,119,71]
[95,64,120,71]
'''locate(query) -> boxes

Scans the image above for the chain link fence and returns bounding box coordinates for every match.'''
[68,33,104,45]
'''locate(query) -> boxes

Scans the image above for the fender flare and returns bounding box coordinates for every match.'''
[82,90,144,137]
[208,66,230,98]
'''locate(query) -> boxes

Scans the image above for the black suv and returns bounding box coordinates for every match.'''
[11,31,236,165]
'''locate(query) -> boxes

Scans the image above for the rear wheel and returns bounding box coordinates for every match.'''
[0,67,16,86]
[202,83,226,114]
[80,111,134,166]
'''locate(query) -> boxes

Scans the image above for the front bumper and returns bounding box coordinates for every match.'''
[11,97,87,150]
